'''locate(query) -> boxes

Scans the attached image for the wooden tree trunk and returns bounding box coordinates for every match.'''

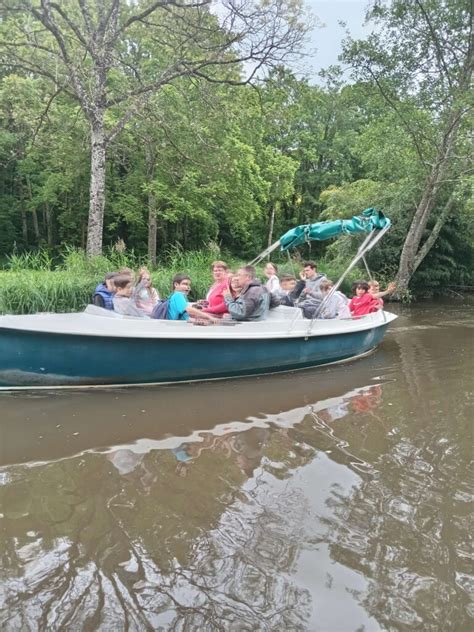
[86,118,107,257]
[44,202,54,248]
[395,110,465,292]
[148,189,157,267]
[267,205,275,248]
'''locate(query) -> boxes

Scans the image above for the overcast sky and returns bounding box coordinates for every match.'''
[294,0,373,82]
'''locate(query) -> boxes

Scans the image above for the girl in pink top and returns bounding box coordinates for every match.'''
[348,281,379,317]
[202,260,230,317]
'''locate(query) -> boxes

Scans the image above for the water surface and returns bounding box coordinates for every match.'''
[1,302,473,631]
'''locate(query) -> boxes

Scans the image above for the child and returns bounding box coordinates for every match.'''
[318,280,351,319]
[368,280,396,309]
[166,274,217,323]
[264,262,280,294]
[277,274,305,306]
[92,272,117,310]
[134,267,159,315]
[348,281,379,317]
[113,275,147,317]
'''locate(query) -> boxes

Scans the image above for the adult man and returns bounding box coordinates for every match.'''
[299,261,327,298]
[167,274,217,322]
[223,266,269,321]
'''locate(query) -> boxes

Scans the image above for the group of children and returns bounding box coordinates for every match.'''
[92,260,395,322]
[261,260,396,318]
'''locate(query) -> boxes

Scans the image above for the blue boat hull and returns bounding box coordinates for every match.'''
[0,324,389,388]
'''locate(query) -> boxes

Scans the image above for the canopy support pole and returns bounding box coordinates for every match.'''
[248,240,281,267]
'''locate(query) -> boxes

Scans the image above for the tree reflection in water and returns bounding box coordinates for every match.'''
[1,376,472,630]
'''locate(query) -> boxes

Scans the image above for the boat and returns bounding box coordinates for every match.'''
[0,208,397,390]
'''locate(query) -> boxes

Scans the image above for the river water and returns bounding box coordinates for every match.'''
[0,302,472,631]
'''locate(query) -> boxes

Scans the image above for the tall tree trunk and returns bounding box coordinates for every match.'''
[31,209,41,245]
[267,205,275,248]
[86,117,107,256]
[396,45,473,291]
[395,109,465,291]
[44,202,54,247]
[148,189,157,266]
[18,179,28,246]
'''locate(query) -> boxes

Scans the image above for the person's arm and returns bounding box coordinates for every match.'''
[202,297,228,315]
[372,282,396,299]
[288,279,305,302]
[93,294,105,308]
[185,304,217,321]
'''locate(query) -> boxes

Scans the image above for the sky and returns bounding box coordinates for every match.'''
[293,0,373,82]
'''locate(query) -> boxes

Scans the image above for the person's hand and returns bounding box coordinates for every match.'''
[299,270,306,280]
[387,282,397,293]
[197,299,209,307]
[223,289,232,300]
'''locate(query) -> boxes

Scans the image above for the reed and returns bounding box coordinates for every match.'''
[0,246,359,315]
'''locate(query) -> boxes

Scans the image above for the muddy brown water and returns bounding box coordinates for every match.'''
[0,302,472,631]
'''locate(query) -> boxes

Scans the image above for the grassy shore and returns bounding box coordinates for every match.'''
[0,248,359,315]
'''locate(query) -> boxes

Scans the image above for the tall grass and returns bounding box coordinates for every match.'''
[0,245,365,315]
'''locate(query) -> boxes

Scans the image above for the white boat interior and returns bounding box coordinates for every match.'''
[0,305,397,339]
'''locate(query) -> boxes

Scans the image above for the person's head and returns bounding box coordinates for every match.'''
[320,279,334,294]
[368,280,380,294]
[172,273,191,294]
[137,266,153,288]
[230,274,241,293]
[211,260,228,282]
[302,261,317,279]
[280,274,297,292]
[113,274,134,297]
[104,272,118,292]
[352,280,369,296]
[237,265,256,288]
[264,262,278,278]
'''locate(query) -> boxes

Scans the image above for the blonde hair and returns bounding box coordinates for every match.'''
[211,260,228,271]
[136,266,155,298]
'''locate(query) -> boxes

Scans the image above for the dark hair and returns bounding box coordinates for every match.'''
[113,274,133,290]
[172,273,191,289]
[280,274,296,282]
[239,265,256,279]
[104,271,118,282]
[303,261,317,270]
[352,280,369,293]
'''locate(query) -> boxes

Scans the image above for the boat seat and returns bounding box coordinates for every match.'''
[266,305,303,321]
[84,304,126,318]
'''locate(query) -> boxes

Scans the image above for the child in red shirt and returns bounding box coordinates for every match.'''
[348,281,379,317]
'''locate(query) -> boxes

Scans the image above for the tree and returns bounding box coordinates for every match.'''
[342,0,473,292]
[0,0,308,255]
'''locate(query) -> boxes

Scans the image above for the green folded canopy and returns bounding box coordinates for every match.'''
[279,208,391,251]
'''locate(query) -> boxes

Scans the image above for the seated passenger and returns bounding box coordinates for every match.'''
[167,274,217,322]
[298,261,327,299]
[113,275,147,317]
[229,274,242,299]
[368,280,396,310]
[223,266,269,321]
[92,272,117,310]
[317,280,351,319]
[348,281,379,317]
[263,262,280,294]
[202,260,229,317]
[134,266,159,315]
[277,274,305,306]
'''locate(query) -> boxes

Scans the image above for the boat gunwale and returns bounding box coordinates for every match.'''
[0,310,397,340]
